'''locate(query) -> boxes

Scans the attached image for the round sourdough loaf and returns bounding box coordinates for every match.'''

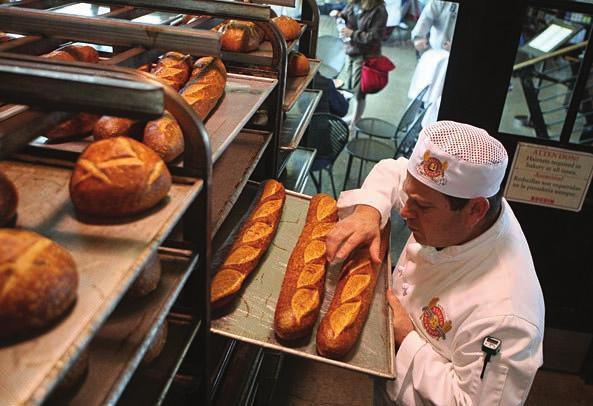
[141,321,168,365]
[272,16,301,41]
[287,51,310,77]
[0,229,78,339]
[126,251,161,299]
[70,137,172,217]
[0,170,17,227]
[143,111,184,163]
[51,349,90,398]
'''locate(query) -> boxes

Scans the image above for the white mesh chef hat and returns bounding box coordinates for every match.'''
[407,120,508,198]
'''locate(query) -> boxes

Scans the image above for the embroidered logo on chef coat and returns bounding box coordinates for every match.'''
[417,151,448,186]
[420,297,452,340]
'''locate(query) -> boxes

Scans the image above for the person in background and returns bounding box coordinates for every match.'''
[326,121,545,405]
[332,0,388,133]
[411,0,458,54]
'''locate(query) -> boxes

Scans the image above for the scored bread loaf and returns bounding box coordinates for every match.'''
[141,321,168,365]
[92,53,192,142]
[272,16,301,41]
[69,137,172,217]
[180,56,227,121]
[287,51,310,77]
[211,180,286,309]
[126,251,161,299]
[150,51,192,91]
[274,194,338,340]
[43,44,100,64]
[219,20,264,52]
[143,111,184,163]
[315,226,389,359]
[0,170,18,227]
[0,229,78,339]
[92,116,144,141]
[47,113,101,141]
[51,349,90,398]
[44,45,101,140]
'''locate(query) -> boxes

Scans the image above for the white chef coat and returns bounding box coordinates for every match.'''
[338,158,545,405]
[411,0,458,51]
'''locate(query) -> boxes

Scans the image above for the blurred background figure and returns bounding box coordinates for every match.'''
[331,0,388,133]
[408,0,458,126]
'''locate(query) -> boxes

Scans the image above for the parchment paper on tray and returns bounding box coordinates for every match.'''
[210,190,395,379]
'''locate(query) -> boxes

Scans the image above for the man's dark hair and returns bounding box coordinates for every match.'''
[444,189,504,222]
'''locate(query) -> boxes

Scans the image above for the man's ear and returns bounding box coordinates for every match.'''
[467,197,490,227]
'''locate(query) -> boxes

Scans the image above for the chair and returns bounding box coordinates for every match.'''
[353,85,430,140]
[317,35,347,79]
[343,108,428,189]
[304,113,350,198]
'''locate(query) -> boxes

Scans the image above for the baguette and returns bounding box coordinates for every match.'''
[43,45,100,140]
[211,180,285,309]
[180,56,227,121]
[219,20,264,52]
[315,227,389,359]
[272,16,301,41]
[274,194,338,340]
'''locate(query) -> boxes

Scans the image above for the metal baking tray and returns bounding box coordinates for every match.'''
[0,160,203,405]
[280,88,322,150]
[283,59,321,111]
[28,73,277,164]
[210,190,395,379]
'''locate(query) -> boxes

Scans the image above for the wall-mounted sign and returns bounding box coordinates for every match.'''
[504,142,593,211]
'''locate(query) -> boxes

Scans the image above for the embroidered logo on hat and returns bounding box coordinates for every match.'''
[420,297,452,340]
[417,150,448,185]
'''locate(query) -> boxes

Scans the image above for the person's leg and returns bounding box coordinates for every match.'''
[350,55,366,132]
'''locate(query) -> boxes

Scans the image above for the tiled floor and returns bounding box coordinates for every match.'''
[274,14,593,406]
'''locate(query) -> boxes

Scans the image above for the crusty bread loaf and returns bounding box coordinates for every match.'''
[287,51,310,77]
[219,20,264,52]
[0,170,18,227]
[126,251,161,300]
[180,57,227,121]
[92,116,144,141]
[47,113,101,140]
[151,51,192,91]
[274,194,337,340]
[43,45,100,140]
[141,321,168,365]
[315,227,389,359]
[0,229,78,339]
[211,180,286,309]
[52,349,89,398]
[272,16,301,41]
[142,111,184,163]
[43,44,99,64]
[69,137,172,217]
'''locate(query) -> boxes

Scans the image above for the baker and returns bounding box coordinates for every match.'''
[326,121,545,405]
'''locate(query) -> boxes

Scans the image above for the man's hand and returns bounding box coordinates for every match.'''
[387,289,414,350]
[413,37,429,52]
[325,205,382,265]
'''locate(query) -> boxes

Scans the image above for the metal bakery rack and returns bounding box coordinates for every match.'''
[0,0,361,404]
